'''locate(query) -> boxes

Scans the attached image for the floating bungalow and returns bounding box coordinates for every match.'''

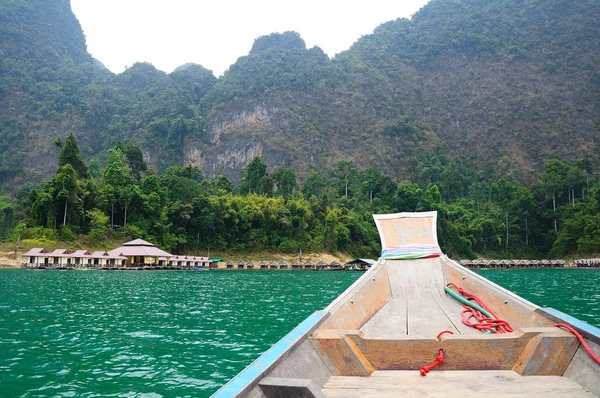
[22,248,49,267]
[303,260,315,270]
[269,261,278,269]
[574,258,599,267]
[22,248,126,268]
[259,260,269,269]
[291,260,302,269]
[329,260,342,270]
[108,239,173,267]
[226,260,235,269]
[279,260,288,269]
[238,260,246,269]
[246,260,255,269]
[345,258,376,270]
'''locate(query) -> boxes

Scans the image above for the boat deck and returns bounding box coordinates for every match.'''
[361,258,481,337]
[321,370,594,397]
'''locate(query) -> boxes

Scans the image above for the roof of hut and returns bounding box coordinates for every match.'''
[108,239,172,258]
[49,249,69,256]
[316,260,328,266]
[270,261,279,266]
[91,251,110,258]
[279,260,289,266]
[107,252,127,260]
[226,260,235,266]
[291,260,303,266]
[259,260,269,266]
[71,250,92,257]
[330,260,341,266]
[247,260,255,266]
[238,260,246,265]
[22,248,48,256]
[304,261,316,266]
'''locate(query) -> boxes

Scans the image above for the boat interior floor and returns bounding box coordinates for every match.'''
[361,258,502,337]
[321,370,595,397]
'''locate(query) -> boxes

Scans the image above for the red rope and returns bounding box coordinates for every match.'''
[436,330,454,340]
[447,283,514,334]
[555,323,600,365]
[420,349,445,376]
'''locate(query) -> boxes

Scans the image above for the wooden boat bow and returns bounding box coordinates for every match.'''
[212,211,600,397]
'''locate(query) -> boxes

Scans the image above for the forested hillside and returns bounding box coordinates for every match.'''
[1,0,600,258]
[1,0,599,187]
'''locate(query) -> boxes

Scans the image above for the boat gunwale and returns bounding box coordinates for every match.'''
[537,307,600,345]
[210,310,329,397]
[442,255,540,311]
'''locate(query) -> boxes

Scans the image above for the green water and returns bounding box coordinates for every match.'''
[0,270,360,397]
[1,268,599,397]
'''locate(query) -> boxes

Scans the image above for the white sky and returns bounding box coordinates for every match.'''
[71,0,430,77]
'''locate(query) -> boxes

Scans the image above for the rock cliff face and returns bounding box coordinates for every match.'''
[1,0,599,188]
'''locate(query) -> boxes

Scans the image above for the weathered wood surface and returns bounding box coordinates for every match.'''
[321,370,595,397]
[434,292,481,335]
[564,338,600,397]
[377,214,437,248]
[513,330,579,376]
[386,258,445,299]
[442,258,553,329]
[347,330,546,371]
[319,264,391,330]
[360,298,407,336]
[258,377,325,398]
[309,333,374,377]
[407,297,458,336]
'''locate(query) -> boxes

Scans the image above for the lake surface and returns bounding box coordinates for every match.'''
[1,268,599,397]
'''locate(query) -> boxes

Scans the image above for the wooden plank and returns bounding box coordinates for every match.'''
[376,214,437,248]
[309,334,374,377]
[347,330,544,371]
[360,299,407,336]
[434,294,481,335]
[386,258,445,299]
[513,331,579,375]
[564,338,600,396]
[322,370,595,397]
[258,377,326,398]
[407,297,458,336]
[319,264,391,330]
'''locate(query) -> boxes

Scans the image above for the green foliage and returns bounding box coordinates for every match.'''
[59,133,87,178]
[86,208,109,242]
[58,225,74,242]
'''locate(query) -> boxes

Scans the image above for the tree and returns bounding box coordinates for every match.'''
[58,132,87,178]
[273,167,297,198]
[87,208,109,242]
[240,156,270,194]
[124,141,147,180]
[52,164,81,227]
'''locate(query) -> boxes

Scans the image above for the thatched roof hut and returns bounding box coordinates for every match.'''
[303,260,316,269]
[259,260,269,269]
[246,260,255,269]
[269,261,278,269]
[291,260,302,269]
[279,260,289,269]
